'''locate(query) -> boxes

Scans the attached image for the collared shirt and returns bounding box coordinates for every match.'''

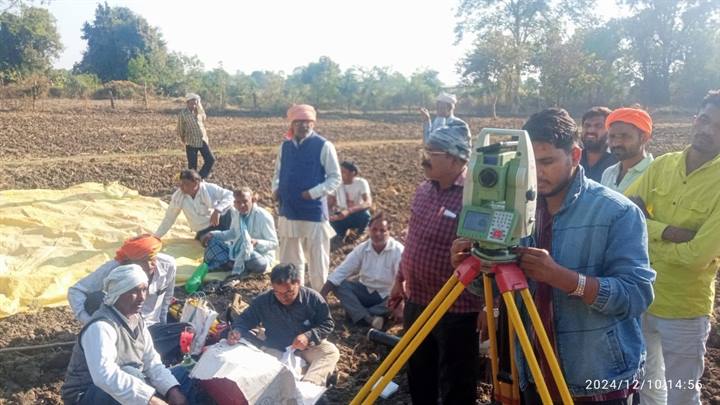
[600,154,654,192]
[211,205,278,265]
[271,131,341,201]
[580,149,618,182]
[68,253,177,326]
[177,107,208,148]
[81,310,178,404]
[625,148,720,318]
[154,181,234,237]
[397,168,483,313]
[328,238,404,298]
[233,286,334,351]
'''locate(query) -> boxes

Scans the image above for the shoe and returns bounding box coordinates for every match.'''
[326,371,338,388]
[370,316,384,330]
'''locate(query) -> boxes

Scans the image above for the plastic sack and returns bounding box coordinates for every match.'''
[280,346,307,380]
[180,294,218,355]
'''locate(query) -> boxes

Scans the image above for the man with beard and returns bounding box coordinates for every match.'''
[600,107,654,192]
[626,90,720,405]
[451,108,653,403]
[580,106,617,182]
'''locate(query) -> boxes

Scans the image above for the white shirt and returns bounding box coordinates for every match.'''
[211,205,279,265]
[271,131,341,201]
[332,177,371,211]
[81,318,178,404]
[154,181,234,237]
[68,253,177,326]
[600,154,654,192]
[327,238,404,298]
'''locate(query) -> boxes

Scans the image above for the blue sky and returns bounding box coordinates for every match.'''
[46,0,618,86]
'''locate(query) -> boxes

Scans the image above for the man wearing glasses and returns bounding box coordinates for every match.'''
[388,120,481,404]
[227,264,339,387]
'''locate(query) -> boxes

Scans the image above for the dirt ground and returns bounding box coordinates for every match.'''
[0,99,717,404]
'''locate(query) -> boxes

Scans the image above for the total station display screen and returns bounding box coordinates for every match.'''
[463,211,490,233]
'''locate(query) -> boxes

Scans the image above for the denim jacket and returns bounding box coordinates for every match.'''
[517,167,655,397]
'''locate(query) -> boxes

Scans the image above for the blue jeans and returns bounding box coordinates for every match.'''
[331,209,371,239]
[185,141,215,179]
[78,366,200,404]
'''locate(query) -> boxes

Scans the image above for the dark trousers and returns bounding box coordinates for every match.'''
[194,209,233,240]
[77,366,200,405]
[185,141,215,179]
[522,384,635,405]
[330,209,371,239]
[404,301,479,405]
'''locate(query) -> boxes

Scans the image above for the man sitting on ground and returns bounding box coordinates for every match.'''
[328,161,372,245]
[600,107,654,192]
[154,169,234,241]
[62,264,195,405]
[68,235,189,363]
[201,187,279,275]
[320,212,403,329]
[227,264,340,387]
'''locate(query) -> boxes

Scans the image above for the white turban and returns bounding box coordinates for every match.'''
[102,264,148,306]
[436,92,457,105]
[185,93,201,102]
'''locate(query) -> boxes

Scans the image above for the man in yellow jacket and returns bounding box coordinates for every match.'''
[625,89,720,405]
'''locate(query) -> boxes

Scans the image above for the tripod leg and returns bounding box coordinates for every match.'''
[501,291,554,405]
[351,274,461,405]
[484,275,499,391]
[520,289,573,405]
[359,281,468,404]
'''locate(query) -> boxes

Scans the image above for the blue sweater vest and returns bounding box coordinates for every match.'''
[278,134,328,222]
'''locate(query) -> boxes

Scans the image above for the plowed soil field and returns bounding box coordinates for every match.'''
[0,99,717,404]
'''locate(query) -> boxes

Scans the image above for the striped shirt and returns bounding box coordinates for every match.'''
[397,168,483,313]
[177,107,208,148]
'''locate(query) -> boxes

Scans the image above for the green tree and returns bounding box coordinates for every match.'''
[406,69,443,111]
[0,6,61,81]
[619,0,720,105]
[289,56,342,109]
[338,68,361,112]
[76,3,166,82]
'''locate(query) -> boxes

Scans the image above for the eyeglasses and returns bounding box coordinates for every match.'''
[418,148,449,160]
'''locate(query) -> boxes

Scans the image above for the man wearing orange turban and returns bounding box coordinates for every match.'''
[68,235,188,363]
[272,104,341,291]
[600,107,654,192]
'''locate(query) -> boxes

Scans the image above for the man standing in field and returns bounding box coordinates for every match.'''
[389,120,480,404]
[420,92,468,144]
[600,107,654,192]
[580,106,617,182]
[272,104,341,291]
[178,93,215,179]
[626,90,720,405]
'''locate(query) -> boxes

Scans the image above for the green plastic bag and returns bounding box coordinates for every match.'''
[185,262,209,294]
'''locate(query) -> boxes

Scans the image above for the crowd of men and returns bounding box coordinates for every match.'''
[58,89,720,405]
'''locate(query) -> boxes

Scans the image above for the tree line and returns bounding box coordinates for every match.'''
[0,1,718,114]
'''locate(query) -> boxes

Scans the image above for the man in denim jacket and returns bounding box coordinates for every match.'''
[453,108,655,404]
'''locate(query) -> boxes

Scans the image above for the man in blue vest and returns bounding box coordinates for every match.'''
[272,104,341,290]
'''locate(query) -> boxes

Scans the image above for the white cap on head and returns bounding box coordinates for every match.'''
[185,93,201,102]
[102,264,148,306]
[436,92,457,105]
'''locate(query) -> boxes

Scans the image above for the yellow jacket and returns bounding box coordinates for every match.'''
[625,148,720,318]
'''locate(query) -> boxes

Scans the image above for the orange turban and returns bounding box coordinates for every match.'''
[285,104,317,139]
[115,235,162,262]
[606,108,653,137]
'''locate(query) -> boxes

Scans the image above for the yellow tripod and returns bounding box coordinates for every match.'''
[351,254,573,405]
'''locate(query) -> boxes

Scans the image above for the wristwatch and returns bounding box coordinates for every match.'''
[569,274,586,297]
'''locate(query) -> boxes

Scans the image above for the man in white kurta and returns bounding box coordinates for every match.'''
[272,104,341,290]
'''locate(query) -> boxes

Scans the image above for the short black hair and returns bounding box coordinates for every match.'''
[368,211,387,228]
[270,264,301,284]
[701,89,720,110]
[581,106,612,124]
[522,108,579,152]
[340,161,359,174]
[179,169,202,182]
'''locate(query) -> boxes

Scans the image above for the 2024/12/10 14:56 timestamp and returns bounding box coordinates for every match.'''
[585,379,702,391]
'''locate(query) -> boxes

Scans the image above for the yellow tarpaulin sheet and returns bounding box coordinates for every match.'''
[0,182,228,319]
